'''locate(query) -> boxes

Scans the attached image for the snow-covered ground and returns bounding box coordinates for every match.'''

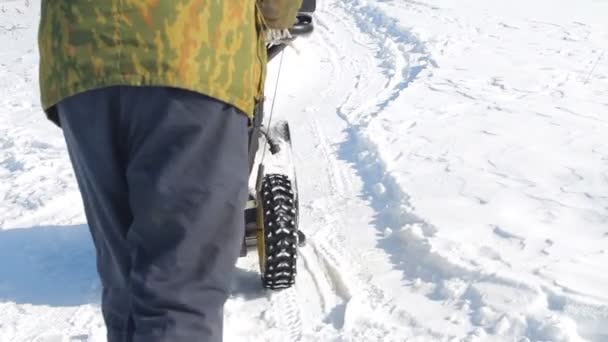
[1,0,607,341]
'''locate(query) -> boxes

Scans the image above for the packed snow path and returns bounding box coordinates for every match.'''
[1,0,608,341]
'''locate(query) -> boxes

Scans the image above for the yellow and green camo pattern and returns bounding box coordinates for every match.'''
[38,0,274,120]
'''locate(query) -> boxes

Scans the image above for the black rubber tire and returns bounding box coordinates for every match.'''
[290,14,314,36]
[259,174,298,290]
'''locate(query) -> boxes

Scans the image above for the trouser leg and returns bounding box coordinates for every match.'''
[58,87,134,341]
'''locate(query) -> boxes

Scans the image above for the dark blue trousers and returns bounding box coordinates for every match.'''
[57,86,249,342]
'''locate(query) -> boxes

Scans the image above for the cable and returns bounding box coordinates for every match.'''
[261,49,286,164]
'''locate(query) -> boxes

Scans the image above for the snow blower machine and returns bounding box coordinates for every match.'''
[240,1,316,290]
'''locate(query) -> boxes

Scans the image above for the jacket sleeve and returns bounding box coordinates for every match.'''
[257,0,304,29]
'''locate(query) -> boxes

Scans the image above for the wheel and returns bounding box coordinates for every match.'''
[290,13,314,36]
[257,174,298,290]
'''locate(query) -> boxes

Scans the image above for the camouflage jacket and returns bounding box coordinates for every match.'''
[38,0,271,122]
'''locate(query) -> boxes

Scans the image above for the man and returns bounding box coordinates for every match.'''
[38,1,301,341]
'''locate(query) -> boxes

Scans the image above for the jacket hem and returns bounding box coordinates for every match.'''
[41,75,256,122]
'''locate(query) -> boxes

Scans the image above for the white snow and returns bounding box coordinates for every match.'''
[1,0,608,341]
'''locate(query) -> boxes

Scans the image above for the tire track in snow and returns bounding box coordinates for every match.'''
[268,288,303,341]
[293,59,396,336]
[299,112,421,337]
[295,2,457,337]
[299,241,351,330]
[335,1,437,127]
[321,0,444,272]
[301,202,412,336]
[283,27,419,336]
[307,117,346,197]
[250,19,370,339]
